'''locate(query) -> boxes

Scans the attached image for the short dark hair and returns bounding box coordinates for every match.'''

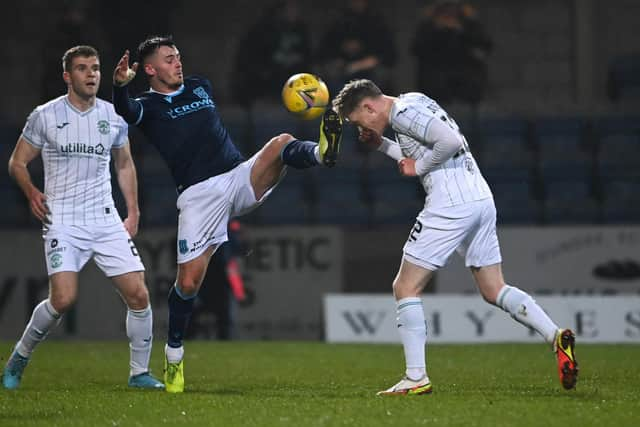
[332,79,383,117]
[137,35,176,66]
[62,45,99,72]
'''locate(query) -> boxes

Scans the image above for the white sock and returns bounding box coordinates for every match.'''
[396,297,427,381]
[15,299,62,358]
[496,285,558,343]
[127,305,153,376]
[165,344,184,364]
[313,146,321,163]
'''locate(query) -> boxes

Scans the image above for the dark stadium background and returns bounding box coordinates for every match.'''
[0,0,638,342]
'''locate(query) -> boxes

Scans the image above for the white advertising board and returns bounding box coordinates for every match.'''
[325,294,640,343]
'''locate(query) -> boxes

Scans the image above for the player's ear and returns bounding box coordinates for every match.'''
[62,71,71,85]
[144,63,156,77]
[363,102,375,114]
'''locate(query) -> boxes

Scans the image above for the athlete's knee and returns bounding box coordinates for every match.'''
[176,276,202,297]
[480,289,497,305]
[125,284,150,310]
[479,282,504,305]
[472,264,505,305]
[266,133,296,152]
[275,133,295,145]
[392,276,418,299]
[49,293,76,313]
[177,252,211,296]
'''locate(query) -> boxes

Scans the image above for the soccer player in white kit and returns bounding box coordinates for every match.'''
[2,46,163,390]
[332,79,578,395]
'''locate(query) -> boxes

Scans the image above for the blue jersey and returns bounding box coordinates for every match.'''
[113,76,244,192]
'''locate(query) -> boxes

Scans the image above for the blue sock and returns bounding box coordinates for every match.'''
[280,139,319,169]
[167,285,196,348]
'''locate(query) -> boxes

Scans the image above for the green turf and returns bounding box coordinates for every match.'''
[0,341,638,427]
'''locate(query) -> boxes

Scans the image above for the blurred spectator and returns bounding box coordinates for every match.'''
[411,0,492,106]
[316,0,396,95]
[232,0,312,106]
[188,220,248,340]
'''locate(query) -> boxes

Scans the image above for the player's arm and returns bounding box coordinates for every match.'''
[358,127,404,160]
[8,137,49,222]
[112,141,140,237]
[112,50,144,125]
[398,116,463,177]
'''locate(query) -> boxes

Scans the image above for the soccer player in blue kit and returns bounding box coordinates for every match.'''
[112,36,342,392]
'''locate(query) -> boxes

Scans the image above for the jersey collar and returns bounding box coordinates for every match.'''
[150,84,185,102]
[64,95,97,116]
[389,98,401,125]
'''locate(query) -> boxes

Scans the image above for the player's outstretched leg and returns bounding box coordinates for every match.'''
[554,329,578,390]
[249,108,343,203]
[278,108,343,169]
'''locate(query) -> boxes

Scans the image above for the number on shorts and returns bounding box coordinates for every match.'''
[128,239,139,257]
[408,220,423,242]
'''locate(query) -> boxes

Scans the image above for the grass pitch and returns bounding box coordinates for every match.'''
[0,341,638,427]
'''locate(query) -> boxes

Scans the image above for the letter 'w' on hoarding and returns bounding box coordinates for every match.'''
[342,311,386,335]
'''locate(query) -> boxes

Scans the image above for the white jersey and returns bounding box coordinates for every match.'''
[21,96,128,225]
[390,92,492,209]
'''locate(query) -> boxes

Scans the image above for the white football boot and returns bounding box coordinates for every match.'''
[376,375,433,396]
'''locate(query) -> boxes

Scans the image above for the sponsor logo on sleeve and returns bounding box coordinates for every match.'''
[50,253,63,269]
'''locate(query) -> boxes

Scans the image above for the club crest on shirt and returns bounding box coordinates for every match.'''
[97,120,110,135]
[193,86,209,100]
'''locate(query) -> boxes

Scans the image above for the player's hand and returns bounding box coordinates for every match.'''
[398,158,417,177]
[123,212,140,237]
[113,50,139,87]
[28,187,50,223]
[358,127,382,150]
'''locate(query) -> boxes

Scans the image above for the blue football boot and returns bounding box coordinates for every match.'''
[128,372,165,389]
[2,350,29,390]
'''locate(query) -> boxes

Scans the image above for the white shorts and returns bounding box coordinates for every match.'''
[403,198,502,271]
[176,152,281,264]
[43,222,145,277]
